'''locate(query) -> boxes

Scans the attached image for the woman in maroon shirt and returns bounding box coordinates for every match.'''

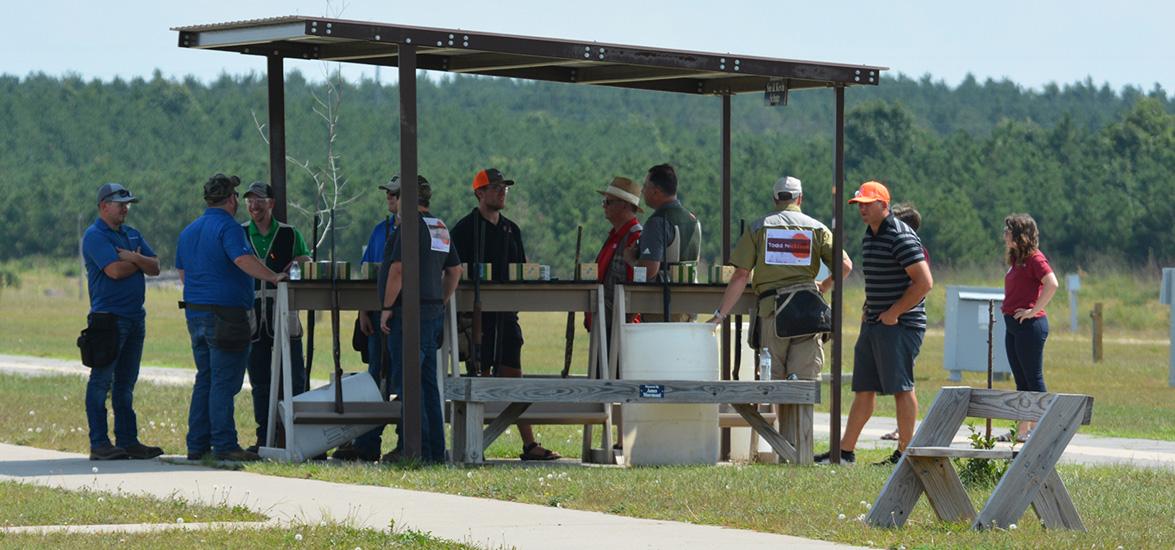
[1000,214,1059,442]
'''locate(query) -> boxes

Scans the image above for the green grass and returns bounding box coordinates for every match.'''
[243,459,1175,549]
[3,371,1174,548]
[0,522,472,549]
[0,480,264,528]
[3,260,1170,441]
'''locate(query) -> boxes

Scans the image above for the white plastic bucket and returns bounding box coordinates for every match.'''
[727,322,764,463]
[621,322,720,465]
[276,372,384,461]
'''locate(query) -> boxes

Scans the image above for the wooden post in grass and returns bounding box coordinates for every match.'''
[1090,303,1103,362]
[986,300,994,439]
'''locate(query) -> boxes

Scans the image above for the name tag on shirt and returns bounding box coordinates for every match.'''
[764,229,814,266]
[424,217,451,253]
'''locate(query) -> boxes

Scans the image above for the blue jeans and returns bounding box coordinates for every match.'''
[1005,315,1049,392]
[85,316,145,449]
[246,335,306,444]
[186,314,250,455]
[355,312,444,461]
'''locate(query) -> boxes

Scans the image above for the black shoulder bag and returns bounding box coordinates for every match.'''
[77,312,120,368]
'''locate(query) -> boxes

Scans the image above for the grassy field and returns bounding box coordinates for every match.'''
[2,260,1171,440]
[0,521,472,549]
[0,480,263,527]
[3,371,1174,548]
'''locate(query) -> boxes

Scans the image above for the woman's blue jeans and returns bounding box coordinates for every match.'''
[1004,314,1049,392]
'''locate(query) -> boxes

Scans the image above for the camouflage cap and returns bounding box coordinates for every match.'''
[203,173,241,203]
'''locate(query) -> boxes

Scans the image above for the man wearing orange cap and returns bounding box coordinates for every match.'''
[450,168,561,461]
[816,181,932,466]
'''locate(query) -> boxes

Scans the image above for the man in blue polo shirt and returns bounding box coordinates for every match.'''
[176,173,286,462]
[81,183,164,461]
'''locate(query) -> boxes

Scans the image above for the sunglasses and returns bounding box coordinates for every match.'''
[100,189,132,202]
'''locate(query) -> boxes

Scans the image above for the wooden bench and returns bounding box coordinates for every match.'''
[868,387,1094,531]
[445,377,819,465]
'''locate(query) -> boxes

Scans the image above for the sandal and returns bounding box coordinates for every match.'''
[520,442,562,461]
[880,430,899,441]
[994,432,1029,443]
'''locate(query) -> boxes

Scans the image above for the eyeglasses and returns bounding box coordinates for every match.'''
[246,197,271,206]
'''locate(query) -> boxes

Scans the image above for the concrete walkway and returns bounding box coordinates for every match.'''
[5,353,1174,470]
[0,443,859,549]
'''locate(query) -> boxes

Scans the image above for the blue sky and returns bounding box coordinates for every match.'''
[6,0,1172,92]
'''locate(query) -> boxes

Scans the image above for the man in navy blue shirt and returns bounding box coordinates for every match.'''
[334,175,411,462]
[176,174,286,462]
[82,183,164,460]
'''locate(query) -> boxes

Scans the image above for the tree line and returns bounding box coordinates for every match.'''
[0,70,1171,274]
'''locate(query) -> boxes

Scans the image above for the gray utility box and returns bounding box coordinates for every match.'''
[1162,268,1174,387]
[944,286,1011,382]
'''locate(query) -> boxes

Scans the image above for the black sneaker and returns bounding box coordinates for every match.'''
[332,445,379,462]
[187,451,209,461]
[814,449,856,464]
[122,443,164,459]
[215,449,261,462]
[90,443,129,461]
[245,444,260,454]
[873,449,902,466]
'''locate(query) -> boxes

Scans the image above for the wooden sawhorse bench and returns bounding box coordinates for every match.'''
[868,387,1094,531]
[445,377,820,465]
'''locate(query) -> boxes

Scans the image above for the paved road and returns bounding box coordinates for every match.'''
[0,443,860,549]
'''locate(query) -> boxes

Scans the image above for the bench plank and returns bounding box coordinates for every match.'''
[732,404,796,463]
[905,447,1016,460]
[974,395,1088,530]
[451,401,484,464]
[868,387,972,528]
[482,402,531,451]
[907,456,976,522]
[445,378,820,405]
[1031,468,1085,530]
[966,389,1093,425]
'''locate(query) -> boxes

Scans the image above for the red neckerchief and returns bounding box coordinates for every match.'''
[595,217,641,281]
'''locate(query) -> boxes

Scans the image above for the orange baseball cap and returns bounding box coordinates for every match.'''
[471,168,515,190]
[847,181,890,204]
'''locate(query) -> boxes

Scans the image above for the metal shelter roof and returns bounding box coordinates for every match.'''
[174,16,886,94]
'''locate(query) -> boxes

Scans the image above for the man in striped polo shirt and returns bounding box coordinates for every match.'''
[816,181,933,465]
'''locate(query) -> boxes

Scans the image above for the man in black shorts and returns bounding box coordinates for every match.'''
[816,181,932,465]
[451,168,560,461]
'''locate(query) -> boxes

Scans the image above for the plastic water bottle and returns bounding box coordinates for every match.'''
[289,262,301,281]
[759,347,772,381]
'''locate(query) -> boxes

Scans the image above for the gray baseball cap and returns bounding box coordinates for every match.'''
[97,183,139,204]
[379,174,429,194]
[244,181,272,198]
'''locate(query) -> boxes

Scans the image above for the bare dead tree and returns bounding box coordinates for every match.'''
[251,0,361,255]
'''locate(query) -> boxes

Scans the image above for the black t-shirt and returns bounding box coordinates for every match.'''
[450,208,526,282]
[378,211,461,320]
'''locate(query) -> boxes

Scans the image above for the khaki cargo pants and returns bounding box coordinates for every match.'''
[760,311,824,381]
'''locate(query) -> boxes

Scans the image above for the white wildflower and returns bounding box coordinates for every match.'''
[837,513,846,520]
[1008,523,1017,530]
[294,533,303,541]
[176,517,184,524]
